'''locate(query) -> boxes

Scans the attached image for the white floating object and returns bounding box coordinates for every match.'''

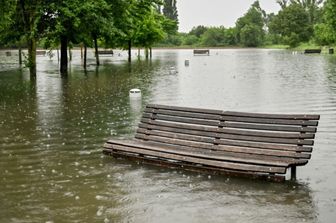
[129,88,141,98]
[185,60,189,66]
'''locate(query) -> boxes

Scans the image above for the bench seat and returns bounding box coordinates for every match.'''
[103,104,320,181]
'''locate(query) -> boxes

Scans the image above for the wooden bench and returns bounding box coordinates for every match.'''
[193,49,210,55]
[36,50,46,56]
[98,50,114,56]
[304,49,321,54]
[103,104,320,182]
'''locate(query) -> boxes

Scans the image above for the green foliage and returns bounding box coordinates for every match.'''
[200,27,226,46]
[162,0,178,22]
[268,3,312,47]
[182,34,199,46]
[322,0,336,45]
[314,23,334,45]
[240,24,263,47]
[189,25,208,38]
[236,0,265,46]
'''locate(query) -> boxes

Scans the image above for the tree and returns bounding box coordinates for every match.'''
[236,1,265,46]
[134,7,165,58]
[200,26,226,46]
[162,0,178,22]
[240,24,263,47]
[268,3,312,47]
[291,0,324,24]
[0,0,44,77]
[324,0,336,40]
[189,25,208,38]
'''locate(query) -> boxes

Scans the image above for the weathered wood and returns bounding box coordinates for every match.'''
[104,141,292,167]
[134,133,311,160]
[36,50,46,56]
[193,49,210,55]
[141,118,315,139]
[304,49,321,54]
[106,139,309,163]
[103,149,286,182]
[142,114,317,133]
[104,143,286,173]
[138,123,314,145]
[103,104,320,181]
[98,50,114,55]
[144,108,319,126]
[146,104,320,120]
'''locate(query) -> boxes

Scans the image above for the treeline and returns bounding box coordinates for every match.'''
[160,0,336,49]
[0,0,178,77]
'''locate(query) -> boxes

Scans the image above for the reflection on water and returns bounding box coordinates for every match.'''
[1,49,336,222]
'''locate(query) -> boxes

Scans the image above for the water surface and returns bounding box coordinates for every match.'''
[1,49,336,222]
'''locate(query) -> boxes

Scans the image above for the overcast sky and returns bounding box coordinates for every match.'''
[177,0,280,32]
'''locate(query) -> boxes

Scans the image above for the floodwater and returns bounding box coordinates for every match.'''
[1,49,336,223]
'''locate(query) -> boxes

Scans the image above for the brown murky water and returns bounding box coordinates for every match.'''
[1,49,336,222]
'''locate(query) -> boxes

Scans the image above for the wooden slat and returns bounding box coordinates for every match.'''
[141,118,315,139]
[144,108,318,126]
[135,132,312,154]
[147,104,320,120]
[138,123,314,145]
[104,142,287,173]
[135,132,311,160]
[142,113,317,133]
[103,149,286,182]
[104,141,290,167]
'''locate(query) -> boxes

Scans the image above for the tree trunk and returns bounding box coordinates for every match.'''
[84,45,87,70]
[80,43,83,59]
[128,40,132,62]
[94,36,100,66]
[150,47,152,59]
[68,47,72,61]
[57,48,59,63]
[145,48,149,59]
[27,38,36,77]
[19,47,22,65]
[60,35,68,76]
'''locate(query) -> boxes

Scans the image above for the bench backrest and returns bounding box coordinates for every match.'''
[135,104,320,164]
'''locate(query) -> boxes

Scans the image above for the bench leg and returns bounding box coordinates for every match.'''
[291,167,297,180]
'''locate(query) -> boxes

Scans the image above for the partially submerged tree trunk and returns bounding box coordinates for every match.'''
[60,35,68,76]
[84,45,87,70]
[19,0,36,77]
[128,40,132,62]
[57,48,59,63]
[18,47,22,66]
[94,35,100,66]
[27,38,37,77]
[68,47,72,61]
[145,48,149,59]
[80,43,83,59]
